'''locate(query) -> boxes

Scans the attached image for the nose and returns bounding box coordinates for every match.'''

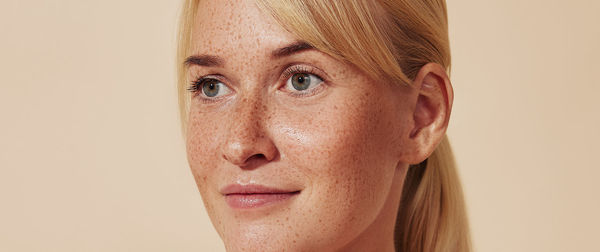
[221,97,278,169]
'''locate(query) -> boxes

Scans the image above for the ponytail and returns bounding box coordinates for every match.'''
[395,136,471,251]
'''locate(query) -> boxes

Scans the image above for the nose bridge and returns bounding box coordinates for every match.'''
[230,59,268,126]
[232,94,266,139]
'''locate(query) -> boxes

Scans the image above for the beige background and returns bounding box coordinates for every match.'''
[1,0,598,251]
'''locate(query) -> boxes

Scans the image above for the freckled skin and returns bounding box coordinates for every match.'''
[186,0,421,251]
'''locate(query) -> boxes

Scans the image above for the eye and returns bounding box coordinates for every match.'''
[189,78,231,98]
[285,73,323,92]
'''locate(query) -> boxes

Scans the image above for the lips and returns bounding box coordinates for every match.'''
[221,184,301,209]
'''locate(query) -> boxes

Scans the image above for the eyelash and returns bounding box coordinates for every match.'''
[282,65,318,81]
[187,64,326,100]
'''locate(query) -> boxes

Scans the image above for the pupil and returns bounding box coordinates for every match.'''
[203,80,220,97]
[292,73,310,91]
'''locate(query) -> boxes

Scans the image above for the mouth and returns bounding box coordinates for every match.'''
[221,184,301,209]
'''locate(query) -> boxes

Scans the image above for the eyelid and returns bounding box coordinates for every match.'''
[280,64,328,82]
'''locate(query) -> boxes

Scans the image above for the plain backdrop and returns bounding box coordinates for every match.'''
[1,0,599,251]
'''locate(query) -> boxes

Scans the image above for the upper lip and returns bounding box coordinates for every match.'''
[220,184,300,195]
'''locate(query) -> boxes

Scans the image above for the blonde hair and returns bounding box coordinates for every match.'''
[177,0,470,251]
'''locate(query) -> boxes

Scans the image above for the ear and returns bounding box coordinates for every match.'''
[405,63,454,164]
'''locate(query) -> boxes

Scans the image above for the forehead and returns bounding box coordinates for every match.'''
[192,0,298,56]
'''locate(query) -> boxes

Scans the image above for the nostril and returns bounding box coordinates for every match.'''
[239,154,268,170]
[245,153,265,163]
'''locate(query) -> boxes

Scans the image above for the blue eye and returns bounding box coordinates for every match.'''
[190,78,231,98]
[286,73,323,92]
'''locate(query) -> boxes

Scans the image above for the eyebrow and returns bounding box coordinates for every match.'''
[271,41,314,58]
[184,54,224,67]
[184,41,315,67]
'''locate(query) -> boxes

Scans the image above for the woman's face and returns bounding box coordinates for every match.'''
[186,0,418,250]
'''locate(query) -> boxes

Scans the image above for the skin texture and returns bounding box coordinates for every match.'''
[185,0,453,251]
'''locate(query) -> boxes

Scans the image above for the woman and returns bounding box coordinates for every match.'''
[176,0,471,251]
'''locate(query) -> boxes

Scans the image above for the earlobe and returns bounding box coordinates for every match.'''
[406,63,453,163]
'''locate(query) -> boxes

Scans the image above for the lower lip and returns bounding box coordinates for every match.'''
[225,192,299,209]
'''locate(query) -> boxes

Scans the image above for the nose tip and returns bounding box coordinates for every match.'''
[222,134,278,168]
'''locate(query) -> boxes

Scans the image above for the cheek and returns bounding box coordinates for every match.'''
[186,108,224,192]
[276,92,401,180]
[319,102,394,190]
[271,91,404,237]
